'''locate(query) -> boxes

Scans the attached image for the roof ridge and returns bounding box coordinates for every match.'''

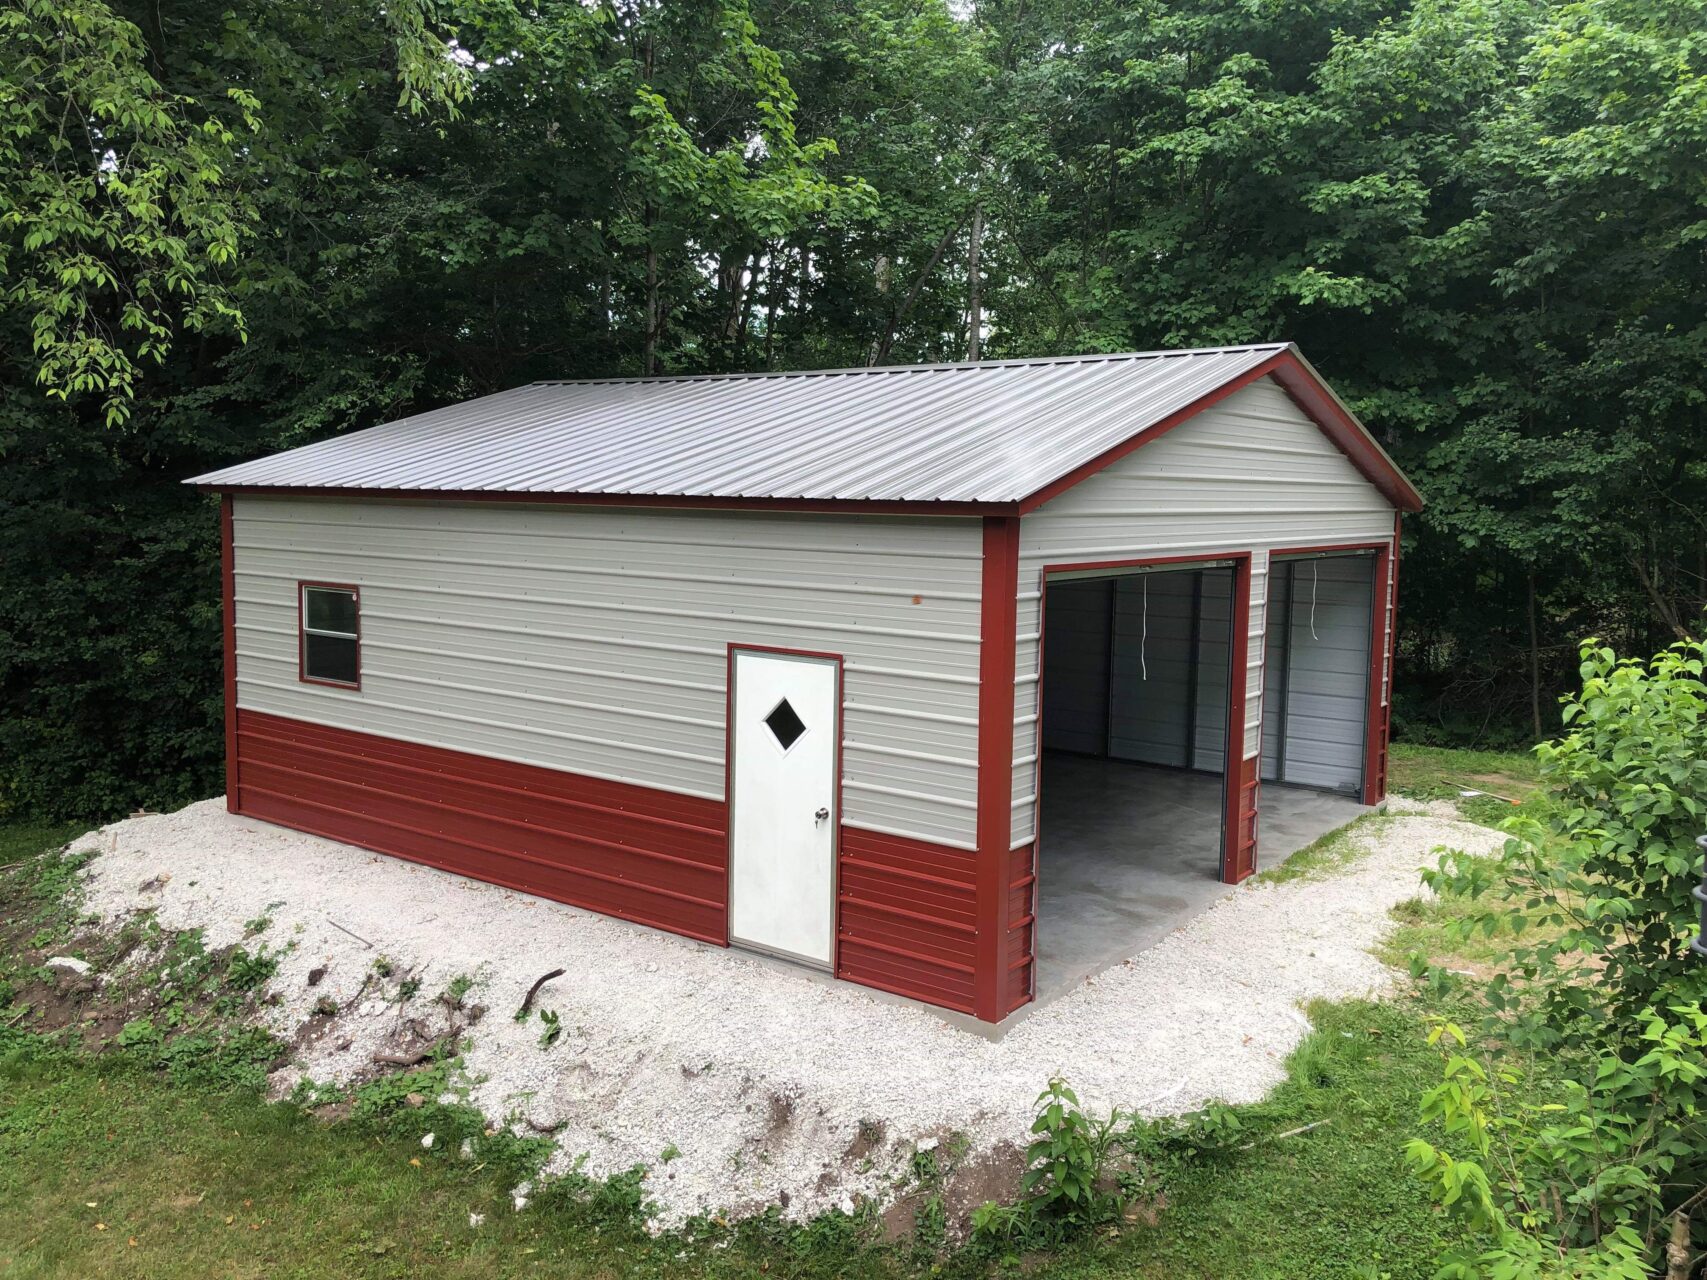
[527,343,1292,388]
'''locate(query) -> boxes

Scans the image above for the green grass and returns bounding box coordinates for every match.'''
[0,818,83,868]
[0,1000,1462,1280]
[0,792,1508,1280]
[1254,814,1393,885]
[1388,742,1544,826]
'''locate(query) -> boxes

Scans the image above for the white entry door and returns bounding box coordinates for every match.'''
[729,648,840,967]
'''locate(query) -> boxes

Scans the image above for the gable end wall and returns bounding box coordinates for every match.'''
[1011,375,1399,849]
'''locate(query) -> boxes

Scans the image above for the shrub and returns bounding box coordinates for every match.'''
[1425,639,1707,1047]
[1410,639,1707,1277]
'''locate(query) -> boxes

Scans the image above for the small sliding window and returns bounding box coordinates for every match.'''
[299,583,360,688]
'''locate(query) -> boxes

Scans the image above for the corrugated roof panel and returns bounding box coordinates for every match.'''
[188,345,1295,504]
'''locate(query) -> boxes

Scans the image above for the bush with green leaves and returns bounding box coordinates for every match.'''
[972,1079,1250,1249]
[971,1077,1129,1246]
[1425,640,1707,1047]
[1409,639,1707,1277]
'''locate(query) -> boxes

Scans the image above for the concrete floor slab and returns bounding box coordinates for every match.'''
[1032,754,1368,1002]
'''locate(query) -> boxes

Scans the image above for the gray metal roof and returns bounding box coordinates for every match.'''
[189,343,1362,506]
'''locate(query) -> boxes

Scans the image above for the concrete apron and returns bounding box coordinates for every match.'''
[743,752,1369,1039]
[1029,753,1370,1005]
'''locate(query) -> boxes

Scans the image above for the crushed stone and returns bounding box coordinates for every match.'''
[74,798,1504,1228]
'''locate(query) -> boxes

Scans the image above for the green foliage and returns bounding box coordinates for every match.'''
[1409,638,1707,1277]
[4,0,1705,817]
[536,1007,562,1050]
[1021,1077,1129,1229]
[1404,1015,1704,1279]
[0,0,257,426]
[1425,640,1707,1042]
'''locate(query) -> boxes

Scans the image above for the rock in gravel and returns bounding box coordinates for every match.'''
[468,1212,485,1228]
[421,1132,435,1150]
[45,956,91,975]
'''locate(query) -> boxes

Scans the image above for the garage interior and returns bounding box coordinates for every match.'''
[1033,554,1376,1001]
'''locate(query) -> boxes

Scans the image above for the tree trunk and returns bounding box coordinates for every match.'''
[1630,550,1694,643]
[871,209,972,366]
[1527,571,1543,742]
[1664,1210,1690,1280]
[643,230,659,375]
[966,201,984,361]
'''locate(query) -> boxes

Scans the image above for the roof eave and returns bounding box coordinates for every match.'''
[190,482,1016,518]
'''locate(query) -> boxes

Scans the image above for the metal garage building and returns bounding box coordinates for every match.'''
[192,343,1422,1024]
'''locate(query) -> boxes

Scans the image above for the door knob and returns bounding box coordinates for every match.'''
[814,807,830,822]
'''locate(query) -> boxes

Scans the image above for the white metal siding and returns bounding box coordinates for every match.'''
[1012,376,1396,845]
[231,496,984,849]
[1269,555,1375,793]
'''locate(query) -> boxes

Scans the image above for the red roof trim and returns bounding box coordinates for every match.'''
[1016,349,1423,515]
[1267,356,1423,512]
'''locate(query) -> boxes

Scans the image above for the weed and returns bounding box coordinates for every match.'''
[371,955,394,978]
[223,945,278,995]
[442,973,475,1007]
[536,1008,562,1050]
[907,1146,940,1185]
[973,1076,1129,1248]
[1256,815,1388,884]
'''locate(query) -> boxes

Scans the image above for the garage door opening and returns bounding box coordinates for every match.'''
[1031,555,1372,1003]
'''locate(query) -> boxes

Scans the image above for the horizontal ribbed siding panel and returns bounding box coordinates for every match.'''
[233,709,728,943]
[232,497,982,848]
[1012,377,1396,846]
[837,827,976,1014]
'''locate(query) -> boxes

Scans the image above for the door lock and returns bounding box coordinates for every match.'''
[814,807,830,823]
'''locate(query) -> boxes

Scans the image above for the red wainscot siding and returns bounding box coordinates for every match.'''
[232,709,728,944]
[836,827,977,1015]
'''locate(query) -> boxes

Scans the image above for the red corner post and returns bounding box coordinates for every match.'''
[1363,518,1402,805]
[1221,554,1258,882]
[974,517,1021,1023]
[221,494,240,812]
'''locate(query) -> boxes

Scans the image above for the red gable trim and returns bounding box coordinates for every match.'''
[1016,349,1423,515]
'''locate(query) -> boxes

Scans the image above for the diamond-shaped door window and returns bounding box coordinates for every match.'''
[764,698,807,751]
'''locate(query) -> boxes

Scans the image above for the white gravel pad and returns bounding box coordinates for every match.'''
[72,798,1504,1227]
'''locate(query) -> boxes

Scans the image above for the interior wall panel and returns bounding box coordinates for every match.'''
[1276,554,1375,793]
[1039,579,1111,754]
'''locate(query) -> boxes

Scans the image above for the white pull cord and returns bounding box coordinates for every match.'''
[1309,561,1320,640]
[1140,574,1149,681]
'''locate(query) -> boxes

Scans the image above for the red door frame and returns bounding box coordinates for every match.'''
[1266,535,1398,805]
[1028,550,1256,889]
[723,643,847,967]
